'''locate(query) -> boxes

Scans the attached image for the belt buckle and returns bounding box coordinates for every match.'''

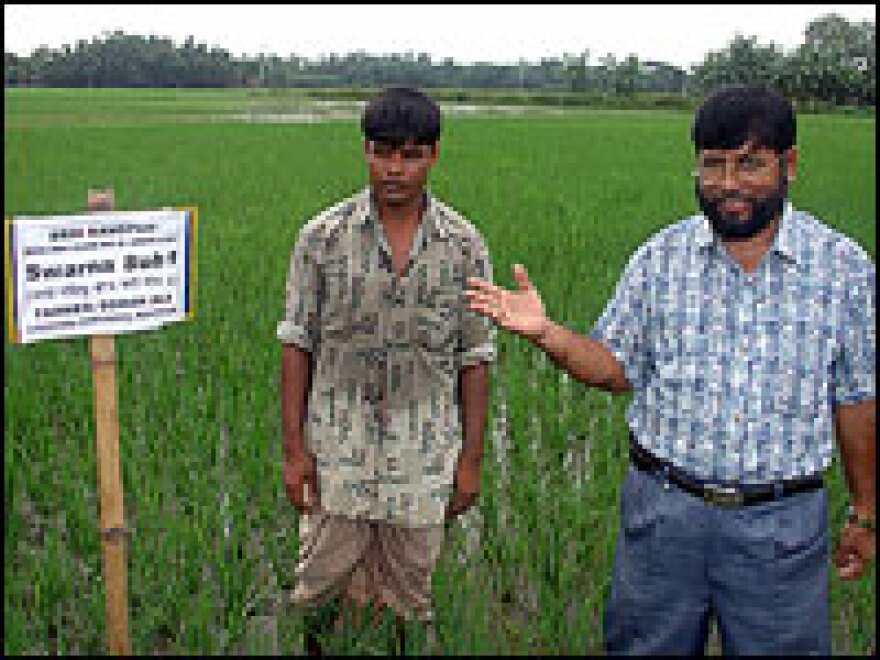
[702,484,744,507]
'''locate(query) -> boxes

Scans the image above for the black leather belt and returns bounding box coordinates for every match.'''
[628,434,824,507]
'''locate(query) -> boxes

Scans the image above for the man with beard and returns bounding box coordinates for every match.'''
[465,83,875,654]
[278,86,495,654]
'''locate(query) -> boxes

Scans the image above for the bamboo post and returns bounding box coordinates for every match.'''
[87,188,132,655]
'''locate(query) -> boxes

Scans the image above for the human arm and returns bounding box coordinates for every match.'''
[832,258,876,580]
[531,318,631,393]
[446,362,490,520]
[281,344,319,514]
[446,235,495,520]
[277,231,322,514]
[834,400,876,580]
[465,263,632,393]
[836,401,876,521]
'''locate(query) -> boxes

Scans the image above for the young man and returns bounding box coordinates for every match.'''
[278,86,495,654]
[466,84,875,654]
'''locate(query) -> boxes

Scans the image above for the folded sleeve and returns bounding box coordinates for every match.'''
[459,233,497,368]
[588,244,652,391]
[832,258,876,406]
[276,230,321,353]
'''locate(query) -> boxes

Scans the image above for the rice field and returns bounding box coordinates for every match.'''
[4,88,876,655]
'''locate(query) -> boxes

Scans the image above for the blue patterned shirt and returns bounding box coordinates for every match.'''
[591,203,876,483]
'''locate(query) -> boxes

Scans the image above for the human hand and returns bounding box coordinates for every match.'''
[283,452,320,515]
[465,264,549,341]
[835,518,875,580]
[445,454,482,520]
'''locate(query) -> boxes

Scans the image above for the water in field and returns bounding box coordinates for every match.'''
[226,104,568,123]
[4,88,876,655]
[5,92,601,128]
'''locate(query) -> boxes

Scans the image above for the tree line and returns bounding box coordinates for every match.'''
[4,14,874,107]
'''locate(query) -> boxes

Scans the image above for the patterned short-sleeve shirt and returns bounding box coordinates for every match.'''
[591,203,876,483]
[278,186,496,526]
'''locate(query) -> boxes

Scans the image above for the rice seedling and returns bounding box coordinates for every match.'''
[4,88,875,655]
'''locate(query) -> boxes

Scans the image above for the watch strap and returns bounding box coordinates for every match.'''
[847,505,876,532]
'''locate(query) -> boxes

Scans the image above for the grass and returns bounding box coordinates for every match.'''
[4,88,876,655]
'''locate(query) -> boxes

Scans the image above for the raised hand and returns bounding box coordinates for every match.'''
[465,263,548,340]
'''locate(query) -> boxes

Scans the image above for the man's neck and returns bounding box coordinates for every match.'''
[375,190,426,234]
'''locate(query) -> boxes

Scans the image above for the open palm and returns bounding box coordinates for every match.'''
[465,264,548,340]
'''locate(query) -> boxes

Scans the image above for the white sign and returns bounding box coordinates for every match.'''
[6,208,197,344]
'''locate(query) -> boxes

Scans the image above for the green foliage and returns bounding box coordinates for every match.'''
[692,14,875,107]
[4,13,874,109]
[3,90,876,655]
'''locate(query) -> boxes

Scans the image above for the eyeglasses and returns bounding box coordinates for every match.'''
[694,152,783,184]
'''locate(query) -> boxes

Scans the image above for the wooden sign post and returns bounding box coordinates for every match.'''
[87,189,131,655]
[6,190,197,655]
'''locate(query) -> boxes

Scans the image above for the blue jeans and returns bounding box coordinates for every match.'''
[603,465,831,655]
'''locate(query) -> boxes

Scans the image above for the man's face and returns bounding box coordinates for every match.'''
[695,141,797,241]
[364,140,438,208]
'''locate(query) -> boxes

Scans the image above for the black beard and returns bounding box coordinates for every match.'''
[696,175,787,241]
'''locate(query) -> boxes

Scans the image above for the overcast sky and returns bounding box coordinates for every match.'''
[4,4,876,69]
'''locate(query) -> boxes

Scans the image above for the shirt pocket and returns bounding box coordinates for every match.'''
[621,466,660,534]
[774,488,828,559]
[320,257,353,342]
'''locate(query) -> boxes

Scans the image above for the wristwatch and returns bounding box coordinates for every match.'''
[846,504,876,532]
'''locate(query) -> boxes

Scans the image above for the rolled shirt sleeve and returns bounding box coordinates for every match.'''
[832,257,876,406]
[459,234,497,368]
[589,244,652,391]
[277,231,321,353]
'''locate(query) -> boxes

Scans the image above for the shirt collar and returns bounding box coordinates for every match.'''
[695,213,715,251]
[696,200,802,266]
[356,186,449,241]
[771,201,801,265]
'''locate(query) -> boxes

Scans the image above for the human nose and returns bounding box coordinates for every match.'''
[712,161,742,190]
[720,167,739,190]
[384,151,404,174]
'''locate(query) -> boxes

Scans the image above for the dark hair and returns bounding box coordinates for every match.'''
[691,83,795,154]
[361,87,441,146]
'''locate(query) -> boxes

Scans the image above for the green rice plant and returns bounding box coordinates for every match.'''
[4,89,875,655]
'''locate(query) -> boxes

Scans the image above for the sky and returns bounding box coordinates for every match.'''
[4,4,876,69]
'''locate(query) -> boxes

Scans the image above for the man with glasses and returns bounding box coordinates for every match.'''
[278,86,495,654]
[466,83,875,654]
